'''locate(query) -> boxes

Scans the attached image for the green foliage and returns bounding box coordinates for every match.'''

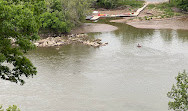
[167,0,188,11]
[177,0,188,11]
[40,11,70,33]
[0,105,20,111]
[119,0,144,8]
[96,0,118,9]
[6,105,20,111]
[0,0,93,85]
[147,2,180,18]
[0,0,44,85]
[51,0,62,11]
[40,0,93,33]
[167,71,188,111]
[150,0,188,12]
[96,0,144,9]
[147,4,155,9]
[0,105,3,111]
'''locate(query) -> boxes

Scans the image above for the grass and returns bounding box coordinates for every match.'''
[147,2,182,19]
[119,0,145,8]
[96,0,145,9]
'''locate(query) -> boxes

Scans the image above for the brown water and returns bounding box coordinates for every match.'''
[1,21,188,111]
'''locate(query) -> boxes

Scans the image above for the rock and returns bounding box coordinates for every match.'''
[95,38,102,42]
[10,38,16,44]
[42,41,47,47]
[34,43,39,47]
[146,12,153,15]
[56,42,63,46]
[56,47,60,50]
[37,39,46,44]
[76,34,80,38]
[34,34,107,48]
[47,41,54,45]
[157,16,162,19]
[97,41,102,44]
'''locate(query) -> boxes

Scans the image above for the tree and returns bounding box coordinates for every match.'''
[40,0,93,34]
[177,0,188,11]
[0,105,20,111]
[0,0,45,85]
[167,71,188,111]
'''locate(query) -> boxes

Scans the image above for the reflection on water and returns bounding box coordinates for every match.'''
[0,20,188,111]
[113,22,154,43]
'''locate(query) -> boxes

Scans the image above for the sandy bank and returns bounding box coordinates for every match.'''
[126,17,188,30]
[111,16,188,30]
[71,23,118,34]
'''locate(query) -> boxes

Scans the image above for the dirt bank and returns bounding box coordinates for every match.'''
[110,16,188,30]
[126,16,188,30]
[109,7,188,30]
[71,23,118,34]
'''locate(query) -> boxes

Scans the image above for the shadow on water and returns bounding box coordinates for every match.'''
[176,30,188,42]
[97,18,155,43]
[160,29,188,43]
[160,30,173,42]
[113,23,154,43]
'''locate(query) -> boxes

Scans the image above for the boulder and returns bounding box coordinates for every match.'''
[34,43,39,47]
[95,38,102,42]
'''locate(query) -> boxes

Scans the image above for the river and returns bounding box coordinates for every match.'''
[1,20,188,111]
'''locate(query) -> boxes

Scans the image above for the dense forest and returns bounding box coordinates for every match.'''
[40,0,93,34]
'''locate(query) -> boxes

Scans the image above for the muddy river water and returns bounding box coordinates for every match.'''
[1,19,188,111]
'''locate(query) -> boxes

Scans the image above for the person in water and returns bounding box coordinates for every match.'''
[137,44,141,47]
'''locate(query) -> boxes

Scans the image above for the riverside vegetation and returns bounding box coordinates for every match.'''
[167,71,188,111]
[146,0,188,19]
[95,0,144,9]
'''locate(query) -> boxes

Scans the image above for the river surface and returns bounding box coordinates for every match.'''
[1,20,188,111]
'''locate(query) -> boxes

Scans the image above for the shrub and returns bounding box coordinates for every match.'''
[167,71,188,111]
[96,0,144,9]
[40,11,71,33]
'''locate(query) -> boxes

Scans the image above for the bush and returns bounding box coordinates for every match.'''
[40,11,71,33]
[167,71,188,111]
[40,0,93,34]
[177,0,188,11]
[119,0,144,8]
[96,0,118,9]
[0,105,20,111]
[96,0,144,9]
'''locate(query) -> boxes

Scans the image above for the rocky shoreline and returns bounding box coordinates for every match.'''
[34,34,108,48]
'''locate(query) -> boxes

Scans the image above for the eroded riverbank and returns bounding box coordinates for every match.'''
[127,16,188,30]
[111,16,188,30]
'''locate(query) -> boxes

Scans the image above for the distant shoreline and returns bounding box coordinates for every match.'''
[111,16,188,30]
